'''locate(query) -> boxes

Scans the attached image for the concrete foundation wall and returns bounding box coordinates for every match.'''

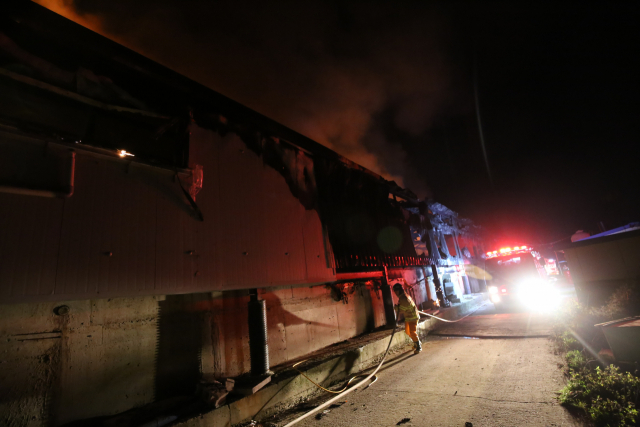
[0,296,160,426]
[1,271,426,426]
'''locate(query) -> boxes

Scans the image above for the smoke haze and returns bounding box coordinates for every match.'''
[27,2,640,243]
[34,0,467,198]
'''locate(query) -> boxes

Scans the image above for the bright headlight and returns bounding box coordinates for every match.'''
[488,286,499,294]
[517,279,561,312]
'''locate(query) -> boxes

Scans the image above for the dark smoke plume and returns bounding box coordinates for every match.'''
[37,0,466,198]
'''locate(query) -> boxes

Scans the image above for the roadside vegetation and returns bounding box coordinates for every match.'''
[554,284,640,427]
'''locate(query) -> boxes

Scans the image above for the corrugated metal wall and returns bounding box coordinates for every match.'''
[0,125,335,303]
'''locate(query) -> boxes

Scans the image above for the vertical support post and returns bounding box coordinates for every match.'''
[431,264,450,308]
[480,258,488,292]
[453,232,463,262]
[455,232,471,294]
[462,274,471,294]
[422,267,433,303]
[380,267,396,328]
[247,289,270,376]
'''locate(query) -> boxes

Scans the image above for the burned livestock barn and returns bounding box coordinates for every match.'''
[0,3,487,426]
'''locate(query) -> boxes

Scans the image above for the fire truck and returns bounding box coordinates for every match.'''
[484,246,562,311]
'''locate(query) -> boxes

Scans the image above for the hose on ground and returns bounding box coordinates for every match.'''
[417,300,488,323]
[281,309,399,427]
[282,300,488,426]
[291,361,375,394]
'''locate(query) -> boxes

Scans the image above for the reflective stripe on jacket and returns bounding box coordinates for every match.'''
[398,295,420,322]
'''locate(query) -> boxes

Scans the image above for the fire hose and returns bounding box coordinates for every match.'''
[417,300,489,322]
[281,308,399,427]
[282,301,488,426]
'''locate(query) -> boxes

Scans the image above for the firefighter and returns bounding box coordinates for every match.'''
[393,281,422,354]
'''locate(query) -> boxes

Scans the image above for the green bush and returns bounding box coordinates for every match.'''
[589,284,639,323]
[559,330,582,352]
[560,365,640,426]
[556,284,640,330]
[555,298,582,325]
[554,285,640,356]
[565,350,586,372]
[554,285,640,425]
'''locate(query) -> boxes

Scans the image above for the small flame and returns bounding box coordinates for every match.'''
[118,150,134,158]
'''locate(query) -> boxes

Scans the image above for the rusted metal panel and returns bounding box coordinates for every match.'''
[0,193,63,301]
[55,155,157,299]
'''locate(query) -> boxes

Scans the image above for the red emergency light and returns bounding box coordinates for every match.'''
[486,246,529,259]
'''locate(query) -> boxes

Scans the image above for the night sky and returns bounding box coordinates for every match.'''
[37,1,640,245]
